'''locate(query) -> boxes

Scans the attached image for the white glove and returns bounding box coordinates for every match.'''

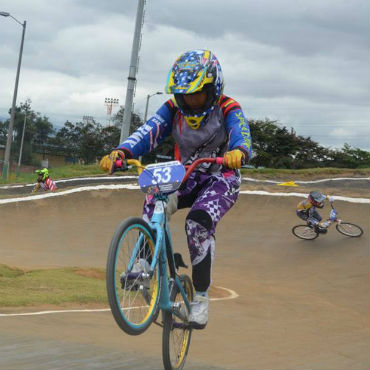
[328,196,334,203]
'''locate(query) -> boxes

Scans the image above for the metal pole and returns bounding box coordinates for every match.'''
[143,94,150,123]
[2,19,26,179]
[120,0,145,144]
[144,92,162,123]
[16,111,27,176]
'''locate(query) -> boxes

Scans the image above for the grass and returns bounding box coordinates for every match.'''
[1,163,369,185]
[0,164,104,185]
[241,167,370,179]
[0,163,139,185]
[0,264,107,307]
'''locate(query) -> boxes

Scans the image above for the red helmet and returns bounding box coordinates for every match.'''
[308,191,326,208]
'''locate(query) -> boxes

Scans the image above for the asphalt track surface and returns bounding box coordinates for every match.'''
[0,181,369,369]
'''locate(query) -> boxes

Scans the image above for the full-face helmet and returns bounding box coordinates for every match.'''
[165,49,224,129]
[35,168,49,182]
[308,191,326,208]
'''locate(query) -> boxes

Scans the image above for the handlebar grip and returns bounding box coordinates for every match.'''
[215,157,224,165]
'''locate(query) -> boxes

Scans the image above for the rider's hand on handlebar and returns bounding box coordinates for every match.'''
[223,149,246,169]
[100,149,125,174]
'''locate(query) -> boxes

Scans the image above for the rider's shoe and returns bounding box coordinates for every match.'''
[317,221,330,233]
[320,221,330,228]
[189,294,209,329]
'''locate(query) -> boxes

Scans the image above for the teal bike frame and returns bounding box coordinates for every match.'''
[146,193,191,322]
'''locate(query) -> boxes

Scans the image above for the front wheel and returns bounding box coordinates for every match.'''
[162,274,193,370]
[336,222,363,237]
[292,225,319,240]
[106,217,160,335]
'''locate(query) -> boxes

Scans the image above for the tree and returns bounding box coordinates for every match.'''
[249,119,302,168]
[2,100,55,165]
[0,119,7,147]
[54,120,105,164]
[112,106,143,137]
[329,143,370,168]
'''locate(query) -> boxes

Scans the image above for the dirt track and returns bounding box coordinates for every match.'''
[0,188,369,369]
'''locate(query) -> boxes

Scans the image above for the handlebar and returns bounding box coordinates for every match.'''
[113,158,145,175]
[126,159,144,175]
[113,157,225,182]
[182,157,224,182]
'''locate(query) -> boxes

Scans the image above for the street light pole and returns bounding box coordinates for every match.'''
[1,11,27,180]
[120,0,145,144]
[138,91,162,163]
[16,110,27,177]
[144,92,163,123]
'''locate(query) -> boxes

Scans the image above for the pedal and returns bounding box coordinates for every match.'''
[316,227,327,234]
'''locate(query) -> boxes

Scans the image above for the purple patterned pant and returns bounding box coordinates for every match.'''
[142,170,241,267]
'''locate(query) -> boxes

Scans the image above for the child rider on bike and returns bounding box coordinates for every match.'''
[100,49,252,329]
[33,168,57,192]
[296,191,334,233]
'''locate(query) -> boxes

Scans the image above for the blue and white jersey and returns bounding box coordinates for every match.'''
[117,95,252,172]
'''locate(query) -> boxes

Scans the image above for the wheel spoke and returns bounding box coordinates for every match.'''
[106,218,160,335]
[336,222,363,237]
[292,225,318,240]
[163,275,193,370]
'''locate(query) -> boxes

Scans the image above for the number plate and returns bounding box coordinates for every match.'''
[138,161,186,195]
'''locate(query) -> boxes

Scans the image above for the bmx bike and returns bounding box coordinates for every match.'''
[106,157,224,370]
[292,203,363,240]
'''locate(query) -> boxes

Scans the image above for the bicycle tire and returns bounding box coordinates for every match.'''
[162,274,193,370]
[292,225,319,240]
[336,222,363,237]
[106,217,160,335]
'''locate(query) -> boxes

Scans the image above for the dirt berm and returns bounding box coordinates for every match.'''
[0,188,369,369]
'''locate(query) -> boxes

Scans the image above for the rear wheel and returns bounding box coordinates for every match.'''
[336,222,363,237]
[292,225,319,240]
[106,217,160,335]
[162,274,193,370]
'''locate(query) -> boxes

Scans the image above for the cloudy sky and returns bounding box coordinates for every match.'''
[0,0,369,149]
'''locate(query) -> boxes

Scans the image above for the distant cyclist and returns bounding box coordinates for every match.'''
[33,168,57,192]
[100,49,252,329]
[296,191,334,232]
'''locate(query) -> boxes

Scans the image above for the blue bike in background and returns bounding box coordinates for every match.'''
[106,157,224,370]
[292,203,363,240]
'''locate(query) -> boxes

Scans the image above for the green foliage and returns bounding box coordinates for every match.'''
[249,119,369,169]
[0,120,7,146]
[11,99,55,165]
[330,143,370,169]
[54,120,104,163]
[2,103,369,170]
[0,99,55,166]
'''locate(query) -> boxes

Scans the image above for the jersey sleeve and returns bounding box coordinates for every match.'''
[222,97,252,159]
[45,178,57,192]
[116,100,176,158]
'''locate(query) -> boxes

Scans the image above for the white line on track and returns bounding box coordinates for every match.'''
[1,175,368,190]
[239,190,370,204]
[242,176,370,184]
[1,184,368,205]
[0,176,139,189]
[0,286,238,317]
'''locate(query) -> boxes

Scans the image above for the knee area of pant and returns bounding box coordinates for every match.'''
[186,209,212,232]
